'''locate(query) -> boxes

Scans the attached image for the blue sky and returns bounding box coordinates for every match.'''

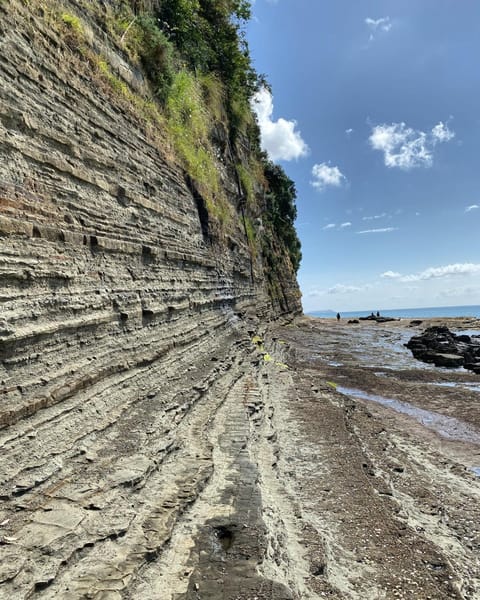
[247,0,480,312]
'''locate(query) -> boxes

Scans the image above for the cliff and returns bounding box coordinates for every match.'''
[0,1,302,597]
[0,0,302,429]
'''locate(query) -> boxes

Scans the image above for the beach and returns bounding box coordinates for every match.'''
[265,315,480,598]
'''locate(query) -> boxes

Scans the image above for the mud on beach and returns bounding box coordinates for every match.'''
[1,316,480,599]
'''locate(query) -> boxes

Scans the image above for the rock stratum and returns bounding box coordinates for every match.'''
[0,1,302,597]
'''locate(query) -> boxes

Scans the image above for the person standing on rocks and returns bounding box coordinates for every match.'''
[336,312,341,321]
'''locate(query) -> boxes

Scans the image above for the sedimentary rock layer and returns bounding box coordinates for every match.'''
[0,0,300,432]
[0,3,301,596]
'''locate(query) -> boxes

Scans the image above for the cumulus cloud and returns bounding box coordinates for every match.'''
[345,128,354,136]
[251,87,308,161]
[369,121,455,170]
[381,271,402,279]
[400,263,480,282]
[356,227,397,234]
[311,162,346,191]
[465,204,479,212]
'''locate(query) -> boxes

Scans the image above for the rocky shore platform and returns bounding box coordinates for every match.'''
[1,315,479,599]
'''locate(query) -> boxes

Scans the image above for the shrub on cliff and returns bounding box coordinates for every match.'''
[263,161,302,272]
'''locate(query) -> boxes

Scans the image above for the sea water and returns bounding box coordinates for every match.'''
[309,305,480,320]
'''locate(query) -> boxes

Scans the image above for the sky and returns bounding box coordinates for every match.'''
[247,0,480,312]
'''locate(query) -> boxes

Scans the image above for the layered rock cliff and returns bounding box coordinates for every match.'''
[0,0,301,430]
[0,2,302,597]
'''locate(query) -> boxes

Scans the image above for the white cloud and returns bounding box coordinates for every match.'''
[307,283,369,297]
[345,128,354,136]
[465,204,479,212]
[431,121,455,143]
[327,284,364,295]
[381,271,402,279]
[400,263,480,282]
[362,213,387,221]
[369,121,455,170]
[365,16,392,41]
[251,88,308,161]
[437,285,480,299]
[365,16,392,33]
[323,222,351,231]
[357,227,397,234]
[311,162,346,191]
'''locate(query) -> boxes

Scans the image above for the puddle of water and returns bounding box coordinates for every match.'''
[471,467,480,477]
[430,382,480,393]
[214,526,234,551]
[337,386,480,444]
[454,330,480,338]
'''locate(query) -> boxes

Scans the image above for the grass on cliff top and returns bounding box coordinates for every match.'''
[166,70,232,227]
[27,0,300,262]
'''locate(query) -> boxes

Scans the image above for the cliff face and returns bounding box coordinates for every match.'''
[0,0,301,430]
[0,2,301,596]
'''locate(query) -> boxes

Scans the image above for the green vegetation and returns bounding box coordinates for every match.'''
[263,161,302,272]
[166,70,230,222]
[236,163,255,206]
[61,11,83,33]
[29,0,302,302]
[59,10,86,47]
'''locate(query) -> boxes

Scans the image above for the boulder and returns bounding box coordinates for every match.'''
[429,353,465,368]
[406,326,480,372]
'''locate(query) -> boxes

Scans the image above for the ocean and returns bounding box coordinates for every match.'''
[309,304,480,320]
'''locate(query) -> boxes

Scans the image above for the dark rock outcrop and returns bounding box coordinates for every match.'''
[358,315,398,323]
[406,326,480,372]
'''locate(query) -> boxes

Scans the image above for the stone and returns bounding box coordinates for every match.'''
[429,353,465,368]
[407,326,480,372]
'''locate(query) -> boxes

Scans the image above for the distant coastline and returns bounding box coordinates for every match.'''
[309,304,480,319]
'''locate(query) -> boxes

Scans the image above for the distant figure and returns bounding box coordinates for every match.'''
[336,312,341,321]
[376,311,380,317]
[371,312,375,317]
